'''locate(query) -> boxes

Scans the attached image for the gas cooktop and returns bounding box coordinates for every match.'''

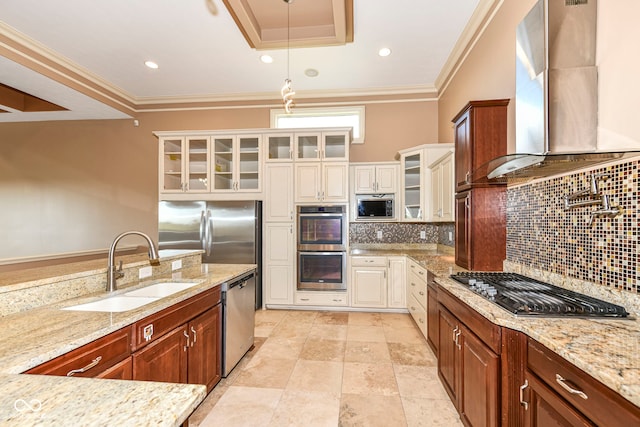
[450,272,629,318]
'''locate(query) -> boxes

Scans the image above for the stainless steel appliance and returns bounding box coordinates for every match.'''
[355,194,394,220]
[450,272,629,318]
[158,200,262,308]
[221,270,256,377]
[296,205,347,291]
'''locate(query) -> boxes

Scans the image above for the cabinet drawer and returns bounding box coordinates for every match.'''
[351,256,386,267]
[26,326,132,378]
[408,271,427,307]
[408,293,427,337]
[527,339,640,427]
[132,285,221,351]
[295,291,348,306]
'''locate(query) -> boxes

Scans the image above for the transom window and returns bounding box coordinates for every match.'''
[270,106,365,144]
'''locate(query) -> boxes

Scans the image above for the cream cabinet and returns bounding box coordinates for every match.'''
[398,144,454,222]
[159,136,210,194]
[429,151,454,222]
[265,133,293,162]
[264,163,294,222]
[350,256,406,309]
[295,162,349,203]
[294,130,350,162]
[352,163,398,194]
[264,223,295,305]
[211,134,261,193]
[407,258,428,336]
[295,291,348,307]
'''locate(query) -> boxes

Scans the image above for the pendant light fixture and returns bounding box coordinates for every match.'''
[281,0,295,113]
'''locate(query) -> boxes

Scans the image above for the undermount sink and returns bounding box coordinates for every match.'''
[123,282,200,298]
[62,282,200,312]
[63,295,159,312]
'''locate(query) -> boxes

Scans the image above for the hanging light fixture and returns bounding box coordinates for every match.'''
[281,0,295,113]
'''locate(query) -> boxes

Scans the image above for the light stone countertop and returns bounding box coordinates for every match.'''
[350,246,640,409]
[0,262,256,426]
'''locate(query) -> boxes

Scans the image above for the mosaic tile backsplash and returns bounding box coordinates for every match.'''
[350,222,454,246]
[506,159,638,294]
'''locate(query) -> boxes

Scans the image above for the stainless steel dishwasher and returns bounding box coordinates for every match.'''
[221,270,256,377]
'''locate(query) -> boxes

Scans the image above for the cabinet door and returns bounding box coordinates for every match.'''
[323,162,349,202]
[212,135,235,191]
[454,110,472,191]
[265,133,293,161]
[455,192,470,269]
[401,151,424,220]
[132,326,188,384]
[264,223,295,305]
[95,357,132,380]
[387,256,406,308]
[295,133,322,161]
[459,325,500,427]
[188,305,222,392]
[351,267,387,308]
[376,165,397,193]
[524,373,595,427]
[438,307,459,408]
[440,154,454,221]
[160,137,186,193]
[295,163,321,202]
[322,131,349,161]
[185,137,210,193]
[353,165,376,193]
[430,162,443,220]
[236,135,261,191]
[265,163,294,222]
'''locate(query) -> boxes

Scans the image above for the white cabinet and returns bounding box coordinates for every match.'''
[407,259,428,336]
[264,223,295,305]
[294,131,350,162]
[429,151,454,222]
[295,162,348,203]
[398,144,454,222]
[350,256,406,309]
[159,136,210,194]
[265,133,293,162]
[264,163,294,222]
[211,134,261,193]
[352,163,398,194]
[295,291,348,307]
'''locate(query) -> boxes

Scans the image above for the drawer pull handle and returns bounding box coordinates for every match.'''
[452,326,459,342]
[184,330,190,351]
[66,356,102,376]
[556,374,588,400]
[455,330,461,350]
[519,380,529,410]
[300,298,310,301]
[191,326,197,346]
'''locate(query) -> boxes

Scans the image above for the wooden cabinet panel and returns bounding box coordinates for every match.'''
[26,326,132,378]
[187,305,222,392]
[96,356,132,380]
[438,306,459,407]
[132,325,189,384]
[426,280,439,354]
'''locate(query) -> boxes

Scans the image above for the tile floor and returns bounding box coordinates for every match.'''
[188,310,463,427]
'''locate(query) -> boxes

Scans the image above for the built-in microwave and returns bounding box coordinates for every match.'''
[355,194,394,220]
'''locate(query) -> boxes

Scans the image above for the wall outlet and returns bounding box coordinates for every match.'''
[376,230,383,239]
[139,266,152,279]
[420,230,426,239]
[449,231,453,241]
[171,259,182,271]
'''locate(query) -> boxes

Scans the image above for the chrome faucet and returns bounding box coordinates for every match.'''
[588,195,622,226]
[107,231,160,292]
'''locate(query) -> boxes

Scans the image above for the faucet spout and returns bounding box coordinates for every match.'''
[107,231,160,292]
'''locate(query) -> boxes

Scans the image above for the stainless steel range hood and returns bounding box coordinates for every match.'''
[482,0,640,183]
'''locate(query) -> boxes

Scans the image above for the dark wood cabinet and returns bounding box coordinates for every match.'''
[426,278,439,354]
[187,304,222,391]
[132,325,189,384]
[438,306,459,404]
[452,99,509,192]
[96,356,132,380]
[455,187,506,271]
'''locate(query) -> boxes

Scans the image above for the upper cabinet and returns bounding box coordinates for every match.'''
[294,130,350,162]
[429,152,454,222]
[352,163,398,194]
[159,136,210,194]
[265,133,293,162]
[452,99,509,192]
[211,134,261,193]
[399,144,454,222]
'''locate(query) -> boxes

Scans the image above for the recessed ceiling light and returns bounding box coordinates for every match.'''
[260,55,274,64]
[378,48,392,57]
[305,68,319,77]
[144,60,159,69]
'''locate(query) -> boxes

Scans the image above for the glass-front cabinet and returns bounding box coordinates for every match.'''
[402,151,423,220]
[294,131,349,161]
[160,136,210,193]
[266,133,293,161]
[212,135,261,192]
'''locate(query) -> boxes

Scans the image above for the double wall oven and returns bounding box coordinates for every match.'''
[297,205,347,291]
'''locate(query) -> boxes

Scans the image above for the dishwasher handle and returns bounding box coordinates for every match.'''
[224,271,256,291]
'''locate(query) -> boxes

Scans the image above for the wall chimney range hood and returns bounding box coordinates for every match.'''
[480,0,640,184]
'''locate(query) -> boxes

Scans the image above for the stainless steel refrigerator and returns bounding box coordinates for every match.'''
[158,200,262,308]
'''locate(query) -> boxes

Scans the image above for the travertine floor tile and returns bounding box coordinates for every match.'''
[347,324,387,342]
[257,337,306,360]
[348,312,383,326]
[300,338,346,362]
[394,365,449,399]
[339,393,407,427]
[401,396,463,427]
[198,386,282,427]
[344,340,391,363]
[282,310,319,324]
[286,359,343,395]
[388,342,437,366]
[309,324,348,340]
[233,356,297,388]
[380,313,416,329]
[383,324,426,344]
[270,321,314,340]
[342,362,399,396]
[315,311,350,325]
[270,390,340,427]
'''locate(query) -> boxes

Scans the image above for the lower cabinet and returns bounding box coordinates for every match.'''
[133,304,222,392]
[264,222,295,305]
[426,278,439,353]
[350,256,405,309]
[96,357,133,380]
[295,291,348,306]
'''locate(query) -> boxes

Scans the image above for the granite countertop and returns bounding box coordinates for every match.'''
[351,246,640,409]
[0,262,255,426]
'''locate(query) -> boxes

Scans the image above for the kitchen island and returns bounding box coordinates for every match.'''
[0,253,255,426]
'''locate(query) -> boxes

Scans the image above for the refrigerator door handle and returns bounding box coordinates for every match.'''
[199,210,207,252]
[206,209,214,256]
